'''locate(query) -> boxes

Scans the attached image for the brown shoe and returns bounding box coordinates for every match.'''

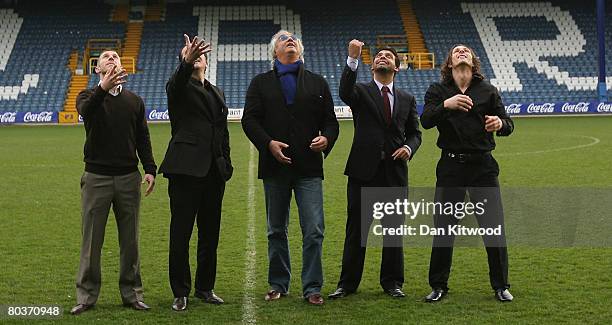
[306,293,324,306]
[125,300,151,311]
[70,304,93,315]
[264,290,284,301]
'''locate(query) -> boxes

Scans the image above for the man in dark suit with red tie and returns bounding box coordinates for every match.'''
[329,40,422,299]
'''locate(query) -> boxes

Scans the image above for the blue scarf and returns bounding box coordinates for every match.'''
[274,59,302,105]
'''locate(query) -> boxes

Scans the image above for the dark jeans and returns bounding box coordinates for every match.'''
[428,154,510,291]
[167,166,225,297]
[263,168,325,298]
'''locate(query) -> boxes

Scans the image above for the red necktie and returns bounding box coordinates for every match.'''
[381,86,392,125]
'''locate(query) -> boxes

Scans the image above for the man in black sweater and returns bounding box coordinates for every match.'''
[159,35,233,312]
[71,50,156,315]
[421,44,514,303]
[242,30,339,305]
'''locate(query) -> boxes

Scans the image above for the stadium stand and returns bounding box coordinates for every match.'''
[0,2,123,114]
[0,0,610,120]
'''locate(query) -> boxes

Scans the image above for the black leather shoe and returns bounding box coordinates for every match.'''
[495,289,514,302]
[424,288,447,302]
[195,290,224,304]
[70,304,93,315]
[125,300,150,311]
[172,297,187,311]
[328,287,352,299]
[384,288,406,298]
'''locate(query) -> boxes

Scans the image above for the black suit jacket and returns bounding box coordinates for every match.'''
[339,65,422,185]
[242,64,339,179]
[158,61,233,181]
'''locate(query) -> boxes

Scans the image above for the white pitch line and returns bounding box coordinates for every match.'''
[496,135,600,156]
[242,144,257,325]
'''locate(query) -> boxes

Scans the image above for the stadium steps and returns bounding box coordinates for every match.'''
[144,3,165,21]
[62,75,89,113]
[60,50,86,117]
[67,50,79,72]
[397,0,433,69]
[111,4,129,23]
[58,73,89,123]
[361,47,372,65]
[122,22,144,70]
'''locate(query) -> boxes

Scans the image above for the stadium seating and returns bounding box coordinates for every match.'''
[0,0,611,115]
[0,2,124,113]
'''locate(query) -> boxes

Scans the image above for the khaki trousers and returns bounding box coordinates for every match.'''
[75,171,143,305]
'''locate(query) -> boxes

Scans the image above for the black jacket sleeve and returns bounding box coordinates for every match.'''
[135,97,157,176]
[421,83,449,129]
[220,90,232,165]
[339,65,361,108]
[492,89,514,136]
[404,95,422,159]
[242,76,273,153]
[166,60,195,103]
[319,77,339,157]
[76,86,107,119]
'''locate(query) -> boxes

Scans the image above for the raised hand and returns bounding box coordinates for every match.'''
[348,39,364,59]
[99,64,126,92]
[182,34,212,64]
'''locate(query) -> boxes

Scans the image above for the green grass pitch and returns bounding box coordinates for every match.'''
[0,116,611,324]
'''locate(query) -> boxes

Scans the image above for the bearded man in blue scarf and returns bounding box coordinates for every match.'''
[242,30,339,306]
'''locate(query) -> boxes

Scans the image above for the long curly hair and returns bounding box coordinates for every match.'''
[440,44,484,83]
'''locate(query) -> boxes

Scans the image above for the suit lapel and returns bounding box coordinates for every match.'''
[269,70,290,112]
[190,80,214,121]
[392,86,402,123]
[209,85,228,117]
[366,80,386,126]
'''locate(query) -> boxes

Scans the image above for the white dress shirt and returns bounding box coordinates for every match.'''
[98,81,122,97]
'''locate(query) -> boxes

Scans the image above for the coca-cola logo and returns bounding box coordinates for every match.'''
[597,102,612,113]
[0,112,17,123]
[23,111,54,123]
[561,102,590,113]
[527,103,555,113]
[148,109,169,120]
[505,103,522,114]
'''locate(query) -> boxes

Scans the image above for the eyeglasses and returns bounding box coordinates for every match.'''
[278,34,298,42]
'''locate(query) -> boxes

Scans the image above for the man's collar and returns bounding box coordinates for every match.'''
[373,78,393,95]
[190,77,211,88]
[98,81,122,96]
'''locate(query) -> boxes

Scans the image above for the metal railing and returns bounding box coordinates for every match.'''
[398,52,435,70]
[88,57,135,75]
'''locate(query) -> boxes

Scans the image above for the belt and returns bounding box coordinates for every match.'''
[441,150,491,163]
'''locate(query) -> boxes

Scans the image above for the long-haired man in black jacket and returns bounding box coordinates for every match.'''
[421,44,514,303]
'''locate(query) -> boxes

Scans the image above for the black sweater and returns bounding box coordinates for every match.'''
[76,86,157,176]
[421,76,514,153]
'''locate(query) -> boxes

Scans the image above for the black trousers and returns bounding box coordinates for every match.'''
[338,158,405,292]
[428,153,510,291]
[167,165,225,297]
